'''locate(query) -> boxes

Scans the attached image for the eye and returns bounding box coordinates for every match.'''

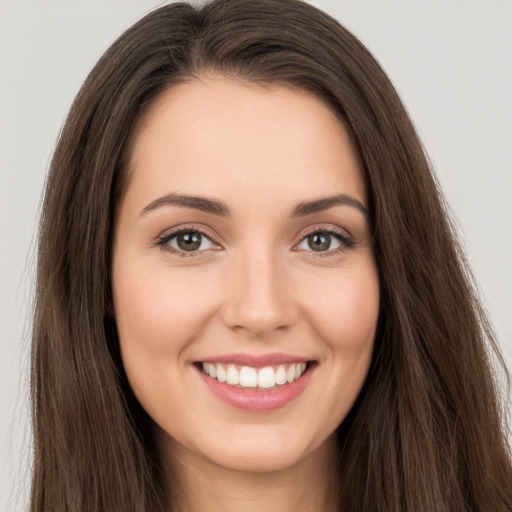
[157,228,217,256]
[295,229,353,254]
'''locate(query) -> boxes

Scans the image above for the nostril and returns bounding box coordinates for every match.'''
[220,262,297,336]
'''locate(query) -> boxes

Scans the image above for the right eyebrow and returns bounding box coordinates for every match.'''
[139,193,231,217]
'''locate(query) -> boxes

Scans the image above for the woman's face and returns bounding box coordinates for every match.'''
[112,77,379,474]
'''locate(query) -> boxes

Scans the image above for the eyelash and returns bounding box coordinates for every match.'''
[155,226,219,258]
[295,226,355,257]
[155,225,355,258]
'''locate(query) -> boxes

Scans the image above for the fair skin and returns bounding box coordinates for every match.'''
[112,76,380,512]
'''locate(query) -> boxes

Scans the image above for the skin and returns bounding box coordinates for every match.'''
[112,76,380,512]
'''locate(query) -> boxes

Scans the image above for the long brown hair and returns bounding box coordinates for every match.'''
[31,1,512,510]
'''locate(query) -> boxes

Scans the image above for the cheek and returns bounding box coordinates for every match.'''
[113,264,220,355]
[304,264,380,353]
[112,262,222,418]
[299,263,379,431]
[301,260,379,389]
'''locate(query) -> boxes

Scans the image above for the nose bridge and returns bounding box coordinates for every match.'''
[221,241,296,336]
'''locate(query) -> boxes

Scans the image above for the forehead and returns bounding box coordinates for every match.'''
[123,76,366,214]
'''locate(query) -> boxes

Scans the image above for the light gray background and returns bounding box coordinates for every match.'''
[1,1,511,510]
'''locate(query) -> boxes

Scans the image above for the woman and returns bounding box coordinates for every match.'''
[31,0,512,511]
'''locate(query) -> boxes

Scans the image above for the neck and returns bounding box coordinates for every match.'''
[158,431,340,512]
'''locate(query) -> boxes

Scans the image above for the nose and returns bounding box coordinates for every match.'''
[221,246,297,337]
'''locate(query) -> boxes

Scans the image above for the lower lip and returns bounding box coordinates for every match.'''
[196,364,315,412]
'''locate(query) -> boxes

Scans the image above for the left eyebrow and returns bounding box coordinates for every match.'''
[291,194,369,217]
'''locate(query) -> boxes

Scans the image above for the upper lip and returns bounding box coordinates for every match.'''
[195,352,312,368]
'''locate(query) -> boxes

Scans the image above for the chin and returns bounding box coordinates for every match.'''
[189,426,333,475]
[210,447,301,474]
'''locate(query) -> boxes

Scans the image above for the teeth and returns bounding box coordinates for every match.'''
[200,361,308,389]
[286,365,295,383]
[239,366,258,388]
[216,364,227,383]
[275,365,287,385]
[258,367,275,389]
[226,364,239,385]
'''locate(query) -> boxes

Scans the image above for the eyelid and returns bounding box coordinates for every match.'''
[155,224,222,257]
[293,224,355,255]
[153,222,355,258]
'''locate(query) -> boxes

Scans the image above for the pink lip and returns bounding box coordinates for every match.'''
[196,352,310,368]
[195,360,316,412]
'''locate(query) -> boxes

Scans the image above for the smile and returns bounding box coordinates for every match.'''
[200,362,308,390]
[195,354,316,412]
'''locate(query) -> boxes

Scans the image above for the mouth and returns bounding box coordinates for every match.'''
[197,361,310,391]
[194,355,317,412]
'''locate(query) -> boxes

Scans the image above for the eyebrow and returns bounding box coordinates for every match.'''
[140,192,368,218]
[292,194,369,217]
[140,193,230,217]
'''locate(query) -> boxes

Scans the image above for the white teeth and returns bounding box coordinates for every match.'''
[258,366,276,389]
[239,366,258,387]
[226,364,239,385]
[201,361,309,389]
[275,365,287,385]
[216,364,227,382]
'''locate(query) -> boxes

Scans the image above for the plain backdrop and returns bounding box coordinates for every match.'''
[1,1,511,510]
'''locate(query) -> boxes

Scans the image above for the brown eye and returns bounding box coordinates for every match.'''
[296,229,351,254]
[159,229,216,255]
[177,232,202,251]
[307,233,331,251]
